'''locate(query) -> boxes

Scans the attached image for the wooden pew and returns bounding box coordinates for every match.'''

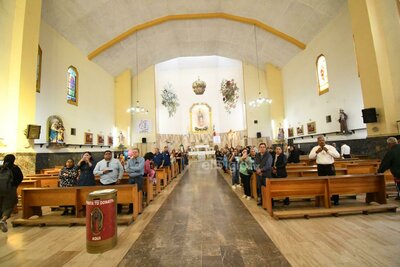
[346,165,377,174]
[142,177,154,204]
[286,165,316,170]
[25,175,59,187]
[17,180,39,196]
[21,184,140,221]
[262,176,330,215]
[166,166,172,183]
[155,169,167,191]
[262,174,391,218]
[287,162,307,166]
[287,168,347,177]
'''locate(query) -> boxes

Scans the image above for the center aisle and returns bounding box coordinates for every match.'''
[119,161,290,266]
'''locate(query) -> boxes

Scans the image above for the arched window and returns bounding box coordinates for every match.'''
[67,66,78,105]
[316,54,329,95]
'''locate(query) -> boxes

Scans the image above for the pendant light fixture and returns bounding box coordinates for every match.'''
[249,25,272,107]
[127,32,148,114]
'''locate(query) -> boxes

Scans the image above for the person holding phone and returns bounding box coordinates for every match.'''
[77,151,96,186]
[93,150,123,185]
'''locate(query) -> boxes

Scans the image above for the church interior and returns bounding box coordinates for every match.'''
[0,0,399,266]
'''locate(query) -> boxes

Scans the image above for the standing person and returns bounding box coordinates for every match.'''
[222,149,228,173]
[59,158,79,215]
[93,150,124,185]
[272,146,289,205]
[255,143,272,206]
[249,146,257,161]
[340,143,351,159]
[229,148,240,189]
[77,152,96,186]
[126,148,145,214]
[309,136,341,205]
[126,148,145,191]
[143,152,156,185]
[287,145,300,163]
[160,146,171,169]
[378,137,400,200]
[0,155,23,232]
[153,148,163,168]
[239,148,253,200]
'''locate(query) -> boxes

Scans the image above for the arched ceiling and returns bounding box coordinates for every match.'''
[41,0,346,76]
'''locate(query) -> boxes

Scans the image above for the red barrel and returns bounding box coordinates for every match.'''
[86,189,117,253]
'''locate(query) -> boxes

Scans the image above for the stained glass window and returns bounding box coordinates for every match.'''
[67,66,78,105]
[316,54,329,95]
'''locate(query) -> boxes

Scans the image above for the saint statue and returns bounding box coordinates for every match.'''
[49,117,65,143]
[338,109,351,134]
[118,131,125,147]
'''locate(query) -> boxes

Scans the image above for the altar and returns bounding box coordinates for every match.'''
[188,145,215,160]
[193,145,212,151]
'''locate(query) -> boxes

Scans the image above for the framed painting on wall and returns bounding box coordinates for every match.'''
[84,132,93,144]
[108,136,113,146]
[97,134,104,145]
[288,128,294,138]
[190,103,212,133]
[296,125,304,136]
[307,122,316,134]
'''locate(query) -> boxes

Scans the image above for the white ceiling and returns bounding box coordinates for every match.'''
[41,0,346,76]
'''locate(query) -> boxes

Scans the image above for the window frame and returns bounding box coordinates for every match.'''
[316,54,329,95]
[67,65,79,105]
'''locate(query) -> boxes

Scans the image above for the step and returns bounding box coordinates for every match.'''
[272,203,398,220]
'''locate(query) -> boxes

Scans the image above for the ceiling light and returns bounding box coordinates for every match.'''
[249,25,272,108]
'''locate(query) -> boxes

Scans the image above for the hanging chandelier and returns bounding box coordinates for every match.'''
[127,33,148,114]
[249,24,272,108]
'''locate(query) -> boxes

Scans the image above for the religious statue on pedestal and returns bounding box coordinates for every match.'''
[48,115,65,144]
[338,109,351,134]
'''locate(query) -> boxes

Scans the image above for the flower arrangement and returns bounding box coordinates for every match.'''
[161,83,179,117]
[220,79,240,113]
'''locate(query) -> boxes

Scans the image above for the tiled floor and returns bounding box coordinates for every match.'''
[119,161,290,266]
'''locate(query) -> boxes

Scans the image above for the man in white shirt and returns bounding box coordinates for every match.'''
[340,143,351,158]
[309,136,341,205]
[93,150,124,185]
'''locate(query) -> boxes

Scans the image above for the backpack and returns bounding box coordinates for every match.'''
[0,168,14,196]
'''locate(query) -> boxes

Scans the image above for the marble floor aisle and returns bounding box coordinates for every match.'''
[119,161,290,267]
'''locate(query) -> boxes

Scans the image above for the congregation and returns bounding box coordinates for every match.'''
[215,136,400,208]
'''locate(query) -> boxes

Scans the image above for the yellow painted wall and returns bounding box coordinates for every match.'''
[348,0,399,136]
[0,0,17,149]
[243,63,272,139]
[0,0,41,153]
[115,69,132,148]
[266,64,284,140]
[131,66,157,147]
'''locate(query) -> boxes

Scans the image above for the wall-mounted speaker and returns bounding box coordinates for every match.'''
[256,132,262,138]
[142,137,147,144]
[362,108,378,123]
